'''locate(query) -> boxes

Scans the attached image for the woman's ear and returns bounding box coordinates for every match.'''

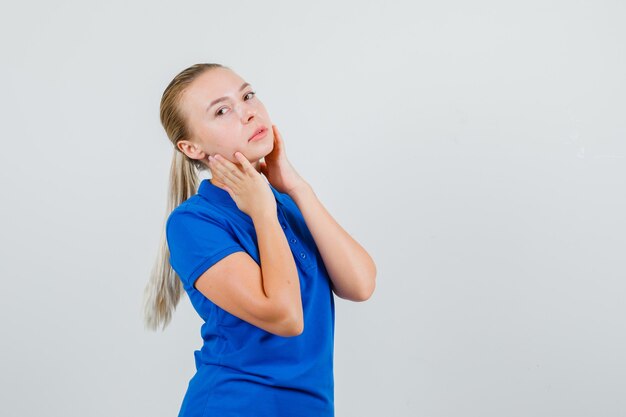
[177,140,197,159]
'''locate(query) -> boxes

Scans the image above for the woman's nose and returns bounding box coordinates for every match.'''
[238,104,256,122]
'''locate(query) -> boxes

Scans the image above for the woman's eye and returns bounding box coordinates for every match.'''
[215,91,256,117]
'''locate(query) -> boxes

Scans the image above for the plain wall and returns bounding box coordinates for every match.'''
[1,1,625,416]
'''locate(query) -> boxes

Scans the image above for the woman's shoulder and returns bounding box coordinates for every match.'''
[166,195,228,229]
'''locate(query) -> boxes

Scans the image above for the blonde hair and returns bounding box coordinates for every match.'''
[142,63,228,331]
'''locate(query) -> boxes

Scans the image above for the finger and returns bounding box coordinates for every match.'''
[233,151,256,175]
[208,158,237,192]
[214,154,244,176]
[212,154,244,185]
[214,179,229,192]
[207,159,227,188]
[272,125,283,151]
[212,176,233,195]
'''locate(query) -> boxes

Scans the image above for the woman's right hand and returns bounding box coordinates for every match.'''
[208,152,277,219]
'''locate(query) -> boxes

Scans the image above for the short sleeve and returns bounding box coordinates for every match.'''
[166,208,246,290]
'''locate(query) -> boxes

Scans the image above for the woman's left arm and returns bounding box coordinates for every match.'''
[289,181,377,302]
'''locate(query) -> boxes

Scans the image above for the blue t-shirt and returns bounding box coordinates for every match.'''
[166,178,335,417]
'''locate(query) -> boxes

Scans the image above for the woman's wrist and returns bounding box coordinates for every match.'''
[288,181,316,209]
[287,180,312,200]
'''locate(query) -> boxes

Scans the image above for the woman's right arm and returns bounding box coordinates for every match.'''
[250,210,303,333]
[192,212,303,337]
[192,152,303,337]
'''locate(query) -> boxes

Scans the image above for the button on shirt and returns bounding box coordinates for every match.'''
[166,178,336,417]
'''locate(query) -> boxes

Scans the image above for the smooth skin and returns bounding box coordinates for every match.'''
[175,67,376,336]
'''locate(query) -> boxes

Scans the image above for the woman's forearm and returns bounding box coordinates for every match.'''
[251,211,304,333]
[289,182,377,302]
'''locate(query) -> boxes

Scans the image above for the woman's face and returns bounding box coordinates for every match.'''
[177,67,274,169]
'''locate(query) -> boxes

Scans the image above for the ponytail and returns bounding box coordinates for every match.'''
[142,149,200,331]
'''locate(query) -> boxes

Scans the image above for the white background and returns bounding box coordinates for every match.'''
[1,1,625,416]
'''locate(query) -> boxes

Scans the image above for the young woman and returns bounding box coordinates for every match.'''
[143,63,376,416]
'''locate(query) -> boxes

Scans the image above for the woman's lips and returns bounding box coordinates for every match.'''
[249,127,268,142]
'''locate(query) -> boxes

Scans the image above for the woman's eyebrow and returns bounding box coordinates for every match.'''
[205,82,251,112]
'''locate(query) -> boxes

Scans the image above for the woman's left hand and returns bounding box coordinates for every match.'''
[260,124,308,195]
